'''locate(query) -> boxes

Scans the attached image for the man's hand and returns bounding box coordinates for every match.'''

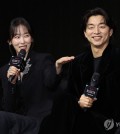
[78,94,97,109]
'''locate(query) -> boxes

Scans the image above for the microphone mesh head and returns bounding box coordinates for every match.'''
[18,49,26,59]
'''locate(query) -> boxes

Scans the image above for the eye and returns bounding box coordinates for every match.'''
[14,35,20,39]
[88,26,94,29]
[87,25,94,30]
[24,34,30,38]
[99,24,107,29]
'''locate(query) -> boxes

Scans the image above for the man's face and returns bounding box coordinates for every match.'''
[84,15,113,48]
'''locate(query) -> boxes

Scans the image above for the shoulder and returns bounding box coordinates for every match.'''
[110,46,120,61]
[111,47,120,66]
[73,47,92,64]
[113,46,120,55]
[28,51,55,63]
[63,48,91,72]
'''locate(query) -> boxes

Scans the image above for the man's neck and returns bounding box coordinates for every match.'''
[91,44,108,58]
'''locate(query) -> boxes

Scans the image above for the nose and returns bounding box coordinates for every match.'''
[20,36,25,43]
[94,27,100,34]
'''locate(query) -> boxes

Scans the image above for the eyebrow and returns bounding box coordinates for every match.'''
[87,22,106,26]
[14,32,29,35]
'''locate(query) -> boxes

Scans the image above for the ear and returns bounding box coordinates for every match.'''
[110,29,113,36]
[84,31,87,38]
[7,40,12,45]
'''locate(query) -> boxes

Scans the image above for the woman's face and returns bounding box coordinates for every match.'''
[9,25,33,54]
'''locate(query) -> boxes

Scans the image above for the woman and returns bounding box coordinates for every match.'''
[0,17,57,134]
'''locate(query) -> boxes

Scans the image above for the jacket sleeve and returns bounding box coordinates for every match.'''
[0,65,17,112]
[43,54,58,89]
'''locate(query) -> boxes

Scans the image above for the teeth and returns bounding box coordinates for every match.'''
[94,37,101,39]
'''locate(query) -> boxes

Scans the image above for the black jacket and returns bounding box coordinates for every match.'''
[44,44,120,134]
[0,51,57,123]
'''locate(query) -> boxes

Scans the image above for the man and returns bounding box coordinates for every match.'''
[55,7,120,134]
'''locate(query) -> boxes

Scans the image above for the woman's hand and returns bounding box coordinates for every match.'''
[7,66,20,84]
[55,56,75,74]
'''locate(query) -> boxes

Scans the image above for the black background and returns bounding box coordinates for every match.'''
[0,0,120,66]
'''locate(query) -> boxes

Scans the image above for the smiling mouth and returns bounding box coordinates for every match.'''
[19,46,26,49]
[93,36,102,41]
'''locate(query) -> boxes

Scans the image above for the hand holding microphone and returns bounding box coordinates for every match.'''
[78,72,100,110]
[78,94,97,110]
[7,66,20,84]
[84,72,100,99]
[7,49,26,83]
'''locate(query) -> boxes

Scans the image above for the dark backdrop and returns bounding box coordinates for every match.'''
[0,0,120,67]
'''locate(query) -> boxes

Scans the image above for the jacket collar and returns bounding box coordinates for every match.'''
[76,44,114,82]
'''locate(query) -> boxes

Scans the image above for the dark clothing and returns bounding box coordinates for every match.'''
[65,44,120,134]
[0,50,57,133]
[0,111,40,134]
[45,44,120,134]
[93,56,101,72]
[115,127,120,134]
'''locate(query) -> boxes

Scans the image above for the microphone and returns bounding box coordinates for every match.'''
[84,72,100,98]
[8,49,26,82]
[83,72,100,111]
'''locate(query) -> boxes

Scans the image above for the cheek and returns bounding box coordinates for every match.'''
[103,33,111,39]
[84,33,91,40]
[11,40,19,46]
[84,31,92,39]
[26,44,31,51]
[26,39,32,45]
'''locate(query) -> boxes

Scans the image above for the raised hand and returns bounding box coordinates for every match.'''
[55,56,75,74]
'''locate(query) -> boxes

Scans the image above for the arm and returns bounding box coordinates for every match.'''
[43,55,75,90]
[0,66,17,112]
